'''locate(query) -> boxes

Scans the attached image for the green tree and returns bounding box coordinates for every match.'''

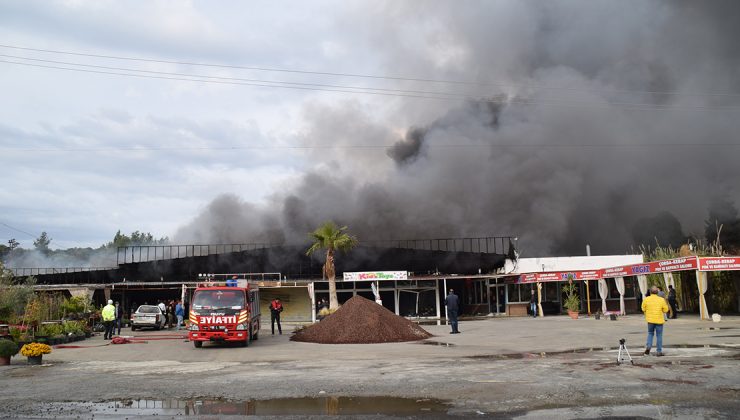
[0,261,36,322]
[33,231,52,254]
[306,222,358,310]
[105,230,168,248]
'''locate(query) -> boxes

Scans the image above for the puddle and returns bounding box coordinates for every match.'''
[469,344,738,362]
[666,344,737,349]
[468,347,610,360]
[39,397,450,416]
[698,327,739,331]
[642,377,701,385]
[417,340,456,347]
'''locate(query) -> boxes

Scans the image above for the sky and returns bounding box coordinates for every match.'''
[1,1,740,260]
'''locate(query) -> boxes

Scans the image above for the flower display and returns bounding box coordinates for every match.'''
[20,343,52,357]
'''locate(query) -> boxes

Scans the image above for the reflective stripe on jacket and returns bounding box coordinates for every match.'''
[641,294,669,324]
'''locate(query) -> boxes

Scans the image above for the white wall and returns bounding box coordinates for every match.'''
[505,254,644,274]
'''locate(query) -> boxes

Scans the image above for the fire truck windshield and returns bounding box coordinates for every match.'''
[193,290,245,309]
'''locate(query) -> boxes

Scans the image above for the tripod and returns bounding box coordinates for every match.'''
[617,338,633,365]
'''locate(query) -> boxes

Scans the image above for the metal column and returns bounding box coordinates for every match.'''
[435,278,441,325]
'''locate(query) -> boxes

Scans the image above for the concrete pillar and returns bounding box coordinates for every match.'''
[435,279,441,325]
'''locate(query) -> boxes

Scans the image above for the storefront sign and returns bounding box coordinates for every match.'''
[519,271,598,283]
[519,273,538,283]
[698,257,740,271]
[342,271,408,281]
[648,257,698,273]
[601,257,698,278]
[517,256,704,283]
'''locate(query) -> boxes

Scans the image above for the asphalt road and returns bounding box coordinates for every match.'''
[1,314,739,418]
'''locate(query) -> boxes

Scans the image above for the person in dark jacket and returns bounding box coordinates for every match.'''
[529,288,538,318]
[445,289,460,334]
[114,301,123,336]
[270,298,283,335]
[667,285,678,319]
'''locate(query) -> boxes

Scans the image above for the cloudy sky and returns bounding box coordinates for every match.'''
[1,1,739,257]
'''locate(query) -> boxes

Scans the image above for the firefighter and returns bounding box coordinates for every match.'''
[270,298,283,335]
[102,300,116,340]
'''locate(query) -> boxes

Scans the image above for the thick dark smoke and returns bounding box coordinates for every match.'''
[387,127,427,166]
[174,2,740,256]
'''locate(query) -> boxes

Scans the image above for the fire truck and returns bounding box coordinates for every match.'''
[188,284,261,348]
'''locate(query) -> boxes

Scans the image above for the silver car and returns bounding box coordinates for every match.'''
[131,305,167,331]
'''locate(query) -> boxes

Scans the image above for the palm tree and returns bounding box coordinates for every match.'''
[306,222,358,310]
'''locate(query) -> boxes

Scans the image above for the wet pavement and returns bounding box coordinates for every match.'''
[1,315,739,418]
[34,397,450,417]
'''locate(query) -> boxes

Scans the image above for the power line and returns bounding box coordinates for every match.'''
[0,53,476,100]
[0,222,37,238]
[1,143,738,154]
[2,59,738,112]
[1,43,738,98]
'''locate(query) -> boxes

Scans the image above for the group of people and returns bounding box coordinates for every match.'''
[156,300,186,329]
[100,299,186,340]
[101,299,123,340]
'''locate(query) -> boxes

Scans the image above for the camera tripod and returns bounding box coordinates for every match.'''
[617,338,633,365]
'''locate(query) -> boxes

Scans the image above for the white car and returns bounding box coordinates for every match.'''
[130,305,167,331]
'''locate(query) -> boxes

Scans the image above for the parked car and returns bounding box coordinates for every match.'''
[131,305,167,331]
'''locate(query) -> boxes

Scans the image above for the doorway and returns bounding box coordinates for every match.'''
[488,285,506,314]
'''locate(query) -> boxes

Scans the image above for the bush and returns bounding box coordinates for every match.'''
[0,338,19,357]
[61,296,91,317]
[562,283,580,312]
[62,320,85,335]
[37,323,63,337]
[0,265,36,323]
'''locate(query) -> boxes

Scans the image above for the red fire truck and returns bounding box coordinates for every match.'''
[188,284,261,348]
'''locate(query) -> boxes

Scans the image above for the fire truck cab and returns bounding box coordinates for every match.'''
[188,284,261,348]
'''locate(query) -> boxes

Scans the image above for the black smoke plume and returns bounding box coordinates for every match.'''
[174,2,740,257]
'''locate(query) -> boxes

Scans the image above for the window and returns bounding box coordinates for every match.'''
[508,284,520,302]
[624,277,636,298]
[545,282,559,302]
[469,280,488,304]
[521,285,533,303]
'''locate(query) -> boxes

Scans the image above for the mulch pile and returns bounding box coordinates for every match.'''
[291,295,432,344]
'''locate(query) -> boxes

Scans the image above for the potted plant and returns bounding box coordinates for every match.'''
[20,342,52,365]
[0,339,19,365]
[562,282,580,319]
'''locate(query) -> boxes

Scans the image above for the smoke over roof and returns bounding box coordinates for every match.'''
[174,2,740,256]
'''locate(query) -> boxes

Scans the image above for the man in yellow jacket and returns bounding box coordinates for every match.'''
[101,299,116,340]
[641,286,669,356]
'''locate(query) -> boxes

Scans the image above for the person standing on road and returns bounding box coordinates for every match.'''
[668,285,678,319]
[657,286,669,320]
[102,299,116,340]
[445,289,460,334]
[113,301,123,336]
[642,286,669,356]
[175,300,185,330]
[157,302,166,328]
[529,287,538,318]
[270,298,284,335]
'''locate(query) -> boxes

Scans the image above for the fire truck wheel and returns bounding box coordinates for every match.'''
[193,341,202,348]
[239,338,248,347]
